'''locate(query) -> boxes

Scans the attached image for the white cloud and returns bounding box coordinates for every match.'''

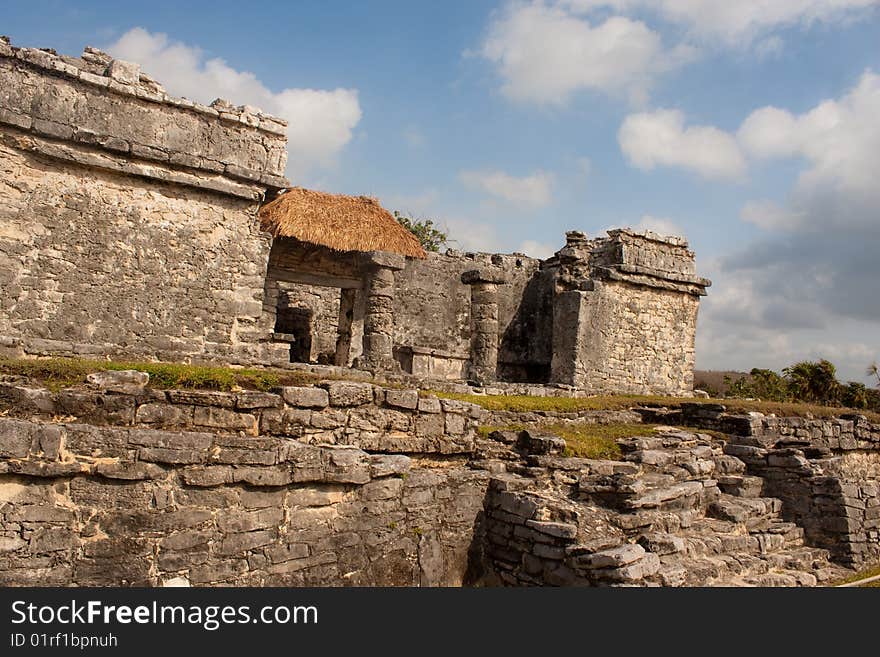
[563,0,879,46]
[618,109,747,180]
[738,70,880,232]
[479,3,694,104]
[695,72,880,381]
[443,218,503,253]
[740,200,803,231]
[601,214,686,237]
[106,27,362,177]
[517,240,558,259]
[633,215,685,236]
[459,169,555,207]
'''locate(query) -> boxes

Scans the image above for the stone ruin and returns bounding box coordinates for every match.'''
[2,38,877,587]
[0,37,709,397]
[0,372,878,586]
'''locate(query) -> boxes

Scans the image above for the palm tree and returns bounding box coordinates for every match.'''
[783,359,840,404]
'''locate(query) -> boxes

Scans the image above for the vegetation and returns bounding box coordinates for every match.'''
[476,422,636,459]
[833,563,880,587]
[723,359,880,412]
[434,390,880,423]
[0,356,318,391]
[393,211,447,252]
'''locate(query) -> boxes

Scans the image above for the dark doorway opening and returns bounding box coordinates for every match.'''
[275,306,313,363]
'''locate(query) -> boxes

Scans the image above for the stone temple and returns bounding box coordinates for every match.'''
[0,37,710,396]
[2,39,879,589]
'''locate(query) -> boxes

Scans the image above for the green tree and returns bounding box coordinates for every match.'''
[869,362,880,388]
[393,211,447,252]
[724,368,789,401]
[840,382,869,410]
[783,359,840,405]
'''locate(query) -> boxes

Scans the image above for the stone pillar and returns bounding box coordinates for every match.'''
[462,269,507,384]
[360,251,405,372]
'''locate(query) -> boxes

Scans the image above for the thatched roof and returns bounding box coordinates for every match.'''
[258,187,427,259]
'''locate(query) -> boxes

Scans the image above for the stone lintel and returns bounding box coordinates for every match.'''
[363,251,406,271]
[461,269,508,285]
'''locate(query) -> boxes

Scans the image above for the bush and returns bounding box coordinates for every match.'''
[393,211,447,252]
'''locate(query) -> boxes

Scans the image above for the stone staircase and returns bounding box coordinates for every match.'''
[481,425,848,586]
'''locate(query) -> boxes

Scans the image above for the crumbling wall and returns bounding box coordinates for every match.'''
[0,377,490,586]
[550,230,708,395]
[563,281,700,395]
[643,405,880,567]
[0,38,289,366]
[392,251,553,381]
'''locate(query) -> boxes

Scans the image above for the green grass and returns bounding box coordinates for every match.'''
[833,563,880,587]
[432,391,880,423]
[477,421,656,459]
[0,356,319,392]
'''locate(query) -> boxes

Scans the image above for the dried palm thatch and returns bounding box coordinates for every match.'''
[258,187,427,258]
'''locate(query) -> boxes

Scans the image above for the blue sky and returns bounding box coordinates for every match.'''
[4,1,880,380]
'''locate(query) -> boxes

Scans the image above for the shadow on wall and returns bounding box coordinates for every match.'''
[498,269,555,384]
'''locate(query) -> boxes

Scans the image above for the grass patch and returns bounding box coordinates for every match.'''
[833,563,880,587]
[549,423,646,459]
[477,421,655,459]
[432,391,880,422]
[0,357,319,392]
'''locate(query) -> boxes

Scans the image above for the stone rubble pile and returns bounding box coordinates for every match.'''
[479,426,849,586]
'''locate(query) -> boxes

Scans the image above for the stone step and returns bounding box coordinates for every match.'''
[717,475,764,498]
[708,495,782,523]
[764,547,827,572]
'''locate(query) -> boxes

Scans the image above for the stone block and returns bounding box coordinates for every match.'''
[323,381,374,407]
[0,419,32,459]
[281,386,329,408]
[85,369,150,393]
[105,59,141,84]
[384,389,419,410]
[235,391,282,410]
[192,407,258,435]
[369,454,411,478]
[135,403,194,426]
[417,396,442,414]
[95,461,166,480]
[166,390,236,408]
[578,543,645,568]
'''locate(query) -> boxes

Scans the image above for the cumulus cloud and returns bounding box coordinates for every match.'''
[517,240,559,259]
[601,215,686,238]
[695,71,880,380]
[563,0,879,47]
[107,28,362,177]
[618,109,747,180]
[737,71,880,233]
[459,169,555,207]
[478,2,694,104]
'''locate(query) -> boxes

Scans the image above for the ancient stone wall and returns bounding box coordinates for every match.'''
[559,281,700,395]
[392,251,553,382]
[0,376,489,586]
[550,230,708,395]
[0,38,289,366]
[642,405,880,567]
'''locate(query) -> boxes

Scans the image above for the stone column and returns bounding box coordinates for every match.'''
[360,251,405,372]
[462,269,507,384]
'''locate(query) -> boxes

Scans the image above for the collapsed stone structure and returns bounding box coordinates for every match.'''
[0,37,709,397]
[1,371,878,586]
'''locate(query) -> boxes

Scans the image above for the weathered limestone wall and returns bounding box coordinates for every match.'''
[643,404,880,567]
[559,281,700,395]
[550,230,708,395]
[0,38,289,366]
[0,377,490,586]
[392,251,553,382]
